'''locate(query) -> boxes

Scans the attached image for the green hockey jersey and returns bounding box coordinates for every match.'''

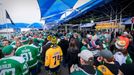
[15,45,40,69]
[0,56,29,75]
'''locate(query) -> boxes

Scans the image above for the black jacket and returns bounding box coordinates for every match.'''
[67,47,80,68]
[79,65,96,75]
[0,49,4,59]
[58,39,69,63]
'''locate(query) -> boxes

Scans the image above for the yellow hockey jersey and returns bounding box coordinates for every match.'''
[45,45,63,69]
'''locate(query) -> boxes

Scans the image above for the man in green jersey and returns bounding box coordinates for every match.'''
[15,45,40,75]
[0,45,29,75]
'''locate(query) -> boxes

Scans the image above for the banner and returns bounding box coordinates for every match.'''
[95,22,118,30]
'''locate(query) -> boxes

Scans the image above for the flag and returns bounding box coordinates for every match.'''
[5,10,15,25]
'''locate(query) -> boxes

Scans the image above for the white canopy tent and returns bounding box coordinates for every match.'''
[0,0,41,24]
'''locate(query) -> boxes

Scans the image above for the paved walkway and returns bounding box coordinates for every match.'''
[38,65,69,75]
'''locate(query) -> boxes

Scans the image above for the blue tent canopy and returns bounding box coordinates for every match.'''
[0,0,111,29]
[0,23,29,29]
[0,23,43,29]
[38,0,111,24]
[28,23,43,29]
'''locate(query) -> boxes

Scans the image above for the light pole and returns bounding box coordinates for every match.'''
[131,17,134,30]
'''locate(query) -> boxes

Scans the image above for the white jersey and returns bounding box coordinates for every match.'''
[114,52,127,65]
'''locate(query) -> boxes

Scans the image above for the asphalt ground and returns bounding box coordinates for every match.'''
[38,65,69,75]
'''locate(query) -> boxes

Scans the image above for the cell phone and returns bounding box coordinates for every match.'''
[73,64,79,70]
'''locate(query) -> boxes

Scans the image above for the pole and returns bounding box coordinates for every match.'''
[120,14,122,25]
[131,17,134,30]
[65,24,67,32]
[131,23,133,30]
[4,10,9,39]
[79,23,81,31]
[119,14,122,30]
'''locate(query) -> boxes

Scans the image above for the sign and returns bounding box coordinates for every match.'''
[95,22,118,30]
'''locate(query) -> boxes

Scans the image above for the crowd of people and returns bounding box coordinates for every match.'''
[0,29,134,75]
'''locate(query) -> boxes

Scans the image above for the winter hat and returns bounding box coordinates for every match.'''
[51,36,57,44]
[21,36,29,45]
[47,35,52,41]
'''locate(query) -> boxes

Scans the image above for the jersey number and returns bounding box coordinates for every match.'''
[21,52,33,61]
[53,55,60,65]
[0,68,15,75]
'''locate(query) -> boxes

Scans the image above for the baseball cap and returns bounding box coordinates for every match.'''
[123,32,128,35]
[33,38,39,43]
[43,36,47,39]
[2,45,14,55]
[60,36,65,40]
[115,40,126,50]
[81,46,88,51]
[86,34,92,39]
[78,50,93,61]
[99,50,113,59]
